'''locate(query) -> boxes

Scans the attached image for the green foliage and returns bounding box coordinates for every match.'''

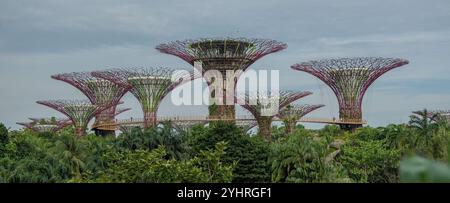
[400,156,450,183]
[95,142,234,183]
[188,122,271,182]
[270,129,351,183]
[271,126,286,141]
[2,111,450,183]
[0,123,9,153]
[271,125,306,141]
[0,123,8,143]
[208,103,218,116]
[406,109,450,159]
[0,131,64,182]
[116,122,186,159]
[319,125,343,137]
[409,109,438,138]
[354,127,385,141]
[0,123,236,183]
[337,139,400,183]
[381,124,415,152]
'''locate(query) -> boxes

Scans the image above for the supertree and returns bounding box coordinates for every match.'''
[277,104,325,134]
[17,117,72,133]
[291,57,409,131]
[51,72,130,135]
[238,91,312,141]
[36,100,115,137]
[156,38,287,121]
[92,67,196,128]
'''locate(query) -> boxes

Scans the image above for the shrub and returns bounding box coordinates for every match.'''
[188,122,271,182]
[337,139,400,183]
[95,142,234,183]
[270,130,350,183]
[400,156,450,183]
[116,122,187,159]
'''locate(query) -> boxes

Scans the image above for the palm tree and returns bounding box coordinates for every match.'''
[52,134,87,179]
[409,109,439,151]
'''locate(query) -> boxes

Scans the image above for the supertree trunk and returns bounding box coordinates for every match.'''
[74,125,87,137]
[257,117,273,142]
[144,111,157,128]
[336,92,364,131]
[283,118,296,135]
[208,104,236,121]
[93,106,116,136]
[339,103,362,121]
[207,73,238,122]
[208,84,236,122]
[217,105,236,120]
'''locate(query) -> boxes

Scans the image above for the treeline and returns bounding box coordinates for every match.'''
[0,109,449,183]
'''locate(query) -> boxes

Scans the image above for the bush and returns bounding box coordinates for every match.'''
[3,116,448,183]
[94,142,234,183]
[400,156,450,183]
[0,123,7,140]
[270,130,350,183]
[188,122,271,183]
[116,122,187,159]
[0,123,8,153]
[381,124,415,153]
[337,139,400,183]
[0,130,64,182]
[355,127,384,141]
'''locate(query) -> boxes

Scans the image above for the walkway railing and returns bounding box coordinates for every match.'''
[92,115,367,130]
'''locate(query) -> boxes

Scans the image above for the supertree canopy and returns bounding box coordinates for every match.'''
[278,104,325,134]
[36,100,114,137]
[156,38,287,120]
[238,91,312,141]
[51,72,130,135]
[92,67,196,128]
[291,57,409,131]
[17,117,72,133]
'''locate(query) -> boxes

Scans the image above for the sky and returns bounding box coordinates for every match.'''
[1,0,450,130]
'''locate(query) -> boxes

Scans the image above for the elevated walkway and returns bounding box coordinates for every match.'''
[92,115,367,131]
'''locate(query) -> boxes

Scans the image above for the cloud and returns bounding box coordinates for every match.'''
[315,30,450,46]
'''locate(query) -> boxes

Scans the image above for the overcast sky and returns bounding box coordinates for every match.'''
[1,0,450,130]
